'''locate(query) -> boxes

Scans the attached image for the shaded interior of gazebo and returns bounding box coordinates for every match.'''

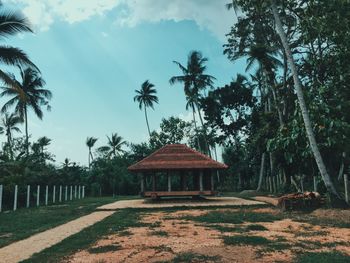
[127,144,228,198]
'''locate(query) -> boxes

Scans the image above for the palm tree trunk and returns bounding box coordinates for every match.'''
[271,1,340,198]
[191,105,201,150]
[88,149,91,168]
[257,152,266,191]
[7,130,13,160]
[195,102,212,157]
[24,106,29,155]
[144,104,151,137]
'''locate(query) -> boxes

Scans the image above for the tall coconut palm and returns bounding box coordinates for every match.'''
[86,137,98,168]
[270,1,340,198]
[99,133,126,159]
[0,67,51,154]
[134,80,158,137]
[170,51,216,155]
[0,3,38,87]
[0,112,21,159]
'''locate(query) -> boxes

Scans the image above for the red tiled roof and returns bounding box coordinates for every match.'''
[128,144,228,172]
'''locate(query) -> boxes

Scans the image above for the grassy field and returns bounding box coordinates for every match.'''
[21,204,350,263]
[0,196,138,248]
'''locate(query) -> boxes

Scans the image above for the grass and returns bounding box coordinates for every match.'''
[149,230,169,237]
[295,251,350,263]
[223,235,271,246]
[160,252,221,263]
[22,208,147,263]
[183,208,282,224]
[246,224,268,231]
[88,244,121,254]
[0,196,137,248]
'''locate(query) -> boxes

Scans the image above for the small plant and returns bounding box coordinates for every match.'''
[149,230,169,237]
[246,224,268,231]
[167,252,221,263]
[295,251,350,263]
[223,235,271,246]
[118,230,132,237]
[88,244,121,254]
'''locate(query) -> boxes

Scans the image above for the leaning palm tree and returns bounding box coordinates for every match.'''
[0,3,38,87]
[99,133,126,159]
[0,67,52,154]
[134,80,158,137]
[86,137,98,168]
[270,1,340,198]
[0,112,21,159]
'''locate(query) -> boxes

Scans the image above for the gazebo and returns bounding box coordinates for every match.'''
[127,144,228,198]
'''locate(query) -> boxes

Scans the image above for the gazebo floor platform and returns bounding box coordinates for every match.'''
[143,190,215,198]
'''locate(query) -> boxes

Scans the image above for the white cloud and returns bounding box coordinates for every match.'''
[117,0,235,41]
[4,0,235,41]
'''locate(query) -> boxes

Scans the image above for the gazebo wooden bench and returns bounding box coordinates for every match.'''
[128,144,228,199]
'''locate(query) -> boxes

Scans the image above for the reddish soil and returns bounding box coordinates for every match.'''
[68,208,350,263]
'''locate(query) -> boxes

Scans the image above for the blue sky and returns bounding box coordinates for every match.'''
[1,0,245,166]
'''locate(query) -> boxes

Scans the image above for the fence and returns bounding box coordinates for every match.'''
[0,184,86,213]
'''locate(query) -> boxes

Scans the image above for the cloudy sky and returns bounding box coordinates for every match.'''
[1,0,245,165]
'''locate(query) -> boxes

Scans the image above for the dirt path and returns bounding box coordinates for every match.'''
[98,197,264,210]
[0,211,114,263]
[0,197,263,262]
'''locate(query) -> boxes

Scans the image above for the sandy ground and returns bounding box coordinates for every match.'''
[0,211,114,263]
[98,197,264,210]
[252,196,279,206]
[68,207,350,263]
[0,197,263,263]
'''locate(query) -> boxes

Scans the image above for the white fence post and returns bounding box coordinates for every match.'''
[59,185,62,202]
[0,185,3,212]
[78,185,81,199]
[65,185,68,201]
[37,185,40,207]
[45,185,48,205]
[70,185,72,200]
[345,174,349,204]
[26,185,30,208]
[53,185,56,203]
[13,185,18,211]
[82,186,85,198]
[74,185,77,199]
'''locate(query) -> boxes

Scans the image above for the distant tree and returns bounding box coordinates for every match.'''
[134,80,158,137]
[0,112,21,159]
[0,67,52,154]
[98,133,126,159]
[86,137,98,168]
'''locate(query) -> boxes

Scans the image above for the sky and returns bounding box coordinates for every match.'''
[1,0,246,166]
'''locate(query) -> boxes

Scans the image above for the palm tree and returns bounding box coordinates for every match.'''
[37,136,51,153]
[99,133,126,159]
[270,1,340,198]
[86,137,98,168]
[170,51,216,155]
[0,67,51,154]
[0,3,38,87]
[134,80,158,137]
[0,112,21,159]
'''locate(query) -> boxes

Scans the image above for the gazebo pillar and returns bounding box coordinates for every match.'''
[167,172,171,192]
[199,170,204,191]
[180,171,186,190]
[140,173,145,192]
[152,174,156,191]
[211,171,214,191]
